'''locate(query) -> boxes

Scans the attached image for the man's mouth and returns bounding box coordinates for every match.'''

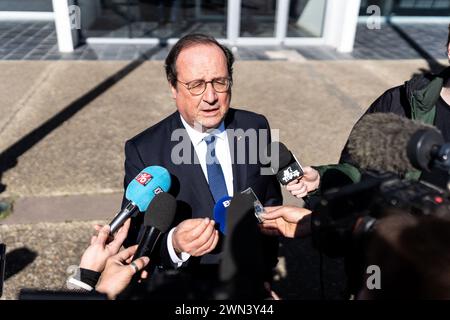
[201,108,220,115]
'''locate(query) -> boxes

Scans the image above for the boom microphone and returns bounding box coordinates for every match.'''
[346,113,441,175]
[109,166,171,233]
[264,141,304,185]
[133,192,177,260]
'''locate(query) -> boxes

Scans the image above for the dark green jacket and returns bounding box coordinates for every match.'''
[315,67,450,188]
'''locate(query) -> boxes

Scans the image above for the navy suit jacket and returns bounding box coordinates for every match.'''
[121,108,282,279]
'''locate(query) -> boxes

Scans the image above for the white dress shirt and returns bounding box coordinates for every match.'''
[167,114,234,266]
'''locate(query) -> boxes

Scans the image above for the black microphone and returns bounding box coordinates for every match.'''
[217,192,267,299]
[133,192,177,261]
[264,141,304,185]
[346,112,441,175]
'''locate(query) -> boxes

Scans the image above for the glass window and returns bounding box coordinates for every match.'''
[287,0,327,37]
[359,0,450,16]
[240,0,276,37]
[0,0,53,11]
[80,0,227,39]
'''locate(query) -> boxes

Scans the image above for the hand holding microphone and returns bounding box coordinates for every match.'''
[79,218,131,273]
[95,245,150,300]
[265,141,320,198]
[286,166,320,198]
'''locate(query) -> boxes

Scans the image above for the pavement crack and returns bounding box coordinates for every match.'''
[0,63,57,138]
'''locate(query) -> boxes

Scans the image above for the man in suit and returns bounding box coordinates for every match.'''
[122,34,282,285]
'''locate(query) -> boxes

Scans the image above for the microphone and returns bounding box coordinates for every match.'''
[133,192,177,260]
[264,141,304,185]
[109,166,171,234]
[346,113,442,175]
[213,196,232,235]
[217,191,266,299]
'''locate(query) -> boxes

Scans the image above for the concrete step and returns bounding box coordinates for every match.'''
[0,192,123,225]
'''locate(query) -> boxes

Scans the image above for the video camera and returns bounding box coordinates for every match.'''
[310,126,450,259]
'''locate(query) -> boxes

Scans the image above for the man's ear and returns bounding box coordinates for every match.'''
[170,83,177,100]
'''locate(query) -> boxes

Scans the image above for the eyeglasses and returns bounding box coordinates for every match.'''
[177,77,232,95]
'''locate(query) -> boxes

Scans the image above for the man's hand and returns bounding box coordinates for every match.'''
[95,245,149,300]
[286,166,320,198]
[79,218,130,273]
[259,206,312,238]
[172,218,219,257]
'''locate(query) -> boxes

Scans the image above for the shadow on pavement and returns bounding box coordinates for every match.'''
[387,19,447,75]
[4,247,38,281]
[0,44,166,195]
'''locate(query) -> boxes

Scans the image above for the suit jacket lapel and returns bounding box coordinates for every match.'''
[169,112,215,217]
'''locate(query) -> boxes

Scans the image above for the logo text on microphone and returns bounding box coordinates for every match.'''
[135,172,153,186]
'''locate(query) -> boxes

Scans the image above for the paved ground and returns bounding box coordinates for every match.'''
[0,221,104,300]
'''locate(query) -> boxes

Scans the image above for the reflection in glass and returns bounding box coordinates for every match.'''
[0,0,53,11]
[359,0,450,16]
[240,0,276,37]
[80,0,227,39]
[287,0,326,37]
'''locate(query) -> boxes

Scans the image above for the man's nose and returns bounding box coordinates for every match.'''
[202,82,218,104]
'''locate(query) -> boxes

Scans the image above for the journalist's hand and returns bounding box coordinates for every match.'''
[95,245,149,300]
[259,206,312,238]
[286,166,320,198]
[79,218,130,273]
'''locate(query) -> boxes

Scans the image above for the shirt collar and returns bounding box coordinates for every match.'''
[179,114,227,146]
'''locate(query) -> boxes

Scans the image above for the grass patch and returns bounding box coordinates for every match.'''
[0,198,14,220]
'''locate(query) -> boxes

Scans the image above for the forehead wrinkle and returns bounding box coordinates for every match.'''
[176,44,228,81]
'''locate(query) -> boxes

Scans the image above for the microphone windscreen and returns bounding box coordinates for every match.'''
[213,196,232,235]
[143,192,177,233]
[264,141,293,172]
[126,166,172,212]
[347,113,438,175]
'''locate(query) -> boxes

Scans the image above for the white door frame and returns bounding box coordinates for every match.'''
[83,0,361,52]
[231,0,329,46]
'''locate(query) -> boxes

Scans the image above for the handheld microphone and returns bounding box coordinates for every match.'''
[217,192,266,299]
[264,141,304,185]
[213,196,232,235]
[133,192,177,261]
[109,166,171,234]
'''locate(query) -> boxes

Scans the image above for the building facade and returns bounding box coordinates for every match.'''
[0,0,449,53]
